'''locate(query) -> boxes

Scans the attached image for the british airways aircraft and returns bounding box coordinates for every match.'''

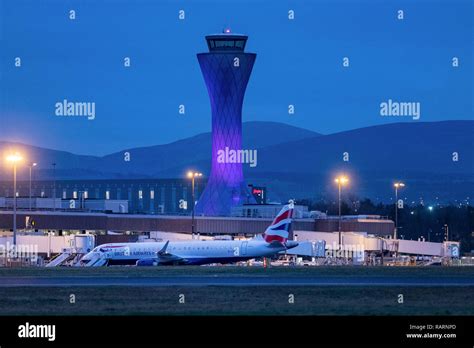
[80,203,298,266]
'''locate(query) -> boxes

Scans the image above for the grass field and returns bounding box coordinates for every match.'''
[0,266,473,315]
[0,286,473,315]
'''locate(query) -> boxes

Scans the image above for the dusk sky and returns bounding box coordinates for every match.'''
[1,0,472,155]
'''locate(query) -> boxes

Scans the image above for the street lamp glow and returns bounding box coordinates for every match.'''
[6,153,23,163]
[428,206,433,211]
[334,175,349,185]
[394,182,405,188]
[187,171,203,178]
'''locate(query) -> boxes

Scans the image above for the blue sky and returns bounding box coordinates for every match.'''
[1,0,472,155]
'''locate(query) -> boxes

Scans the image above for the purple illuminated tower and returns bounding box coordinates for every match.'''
[195,30,257,216]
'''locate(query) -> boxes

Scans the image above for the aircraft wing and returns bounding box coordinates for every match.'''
[158,241,170,255]
[155,241,186,264]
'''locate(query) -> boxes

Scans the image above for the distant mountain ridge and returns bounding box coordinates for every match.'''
[0,120,472,202]
[0,121,320,178]
[98,121,321,176]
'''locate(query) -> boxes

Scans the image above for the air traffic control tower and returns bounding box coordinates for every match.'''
[195,29,257,216]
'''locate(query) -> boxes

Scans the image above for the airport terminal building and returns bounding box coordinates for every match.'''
[0,179,204,214]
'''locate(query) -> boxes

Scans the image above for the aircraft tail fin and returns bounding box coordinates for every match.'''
[262,202,294,244]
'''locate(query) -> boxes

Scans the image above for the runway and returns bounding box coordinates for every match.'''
[1,275,474,287]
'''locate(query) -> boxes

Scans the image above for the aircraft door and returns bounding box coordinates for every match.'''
[241,241,248,256]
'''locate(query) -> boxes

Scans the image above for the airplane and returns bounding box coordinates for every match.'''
[79,203,298,266]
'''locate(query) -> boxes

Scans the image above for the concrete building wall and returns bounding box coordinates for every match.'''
[314,218,394,236]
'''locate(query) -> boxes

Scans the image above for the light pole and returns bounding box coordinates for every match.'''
[334,175,349,250]
[28,162,37,211]
[393,182,405,240]
[52,163,57,211]
[6,153,23,247]
[187,171,203,236]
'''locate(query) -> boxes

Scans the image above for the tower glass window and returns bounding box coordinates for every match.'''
[205,33,248,53]
[207,39,246,51]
